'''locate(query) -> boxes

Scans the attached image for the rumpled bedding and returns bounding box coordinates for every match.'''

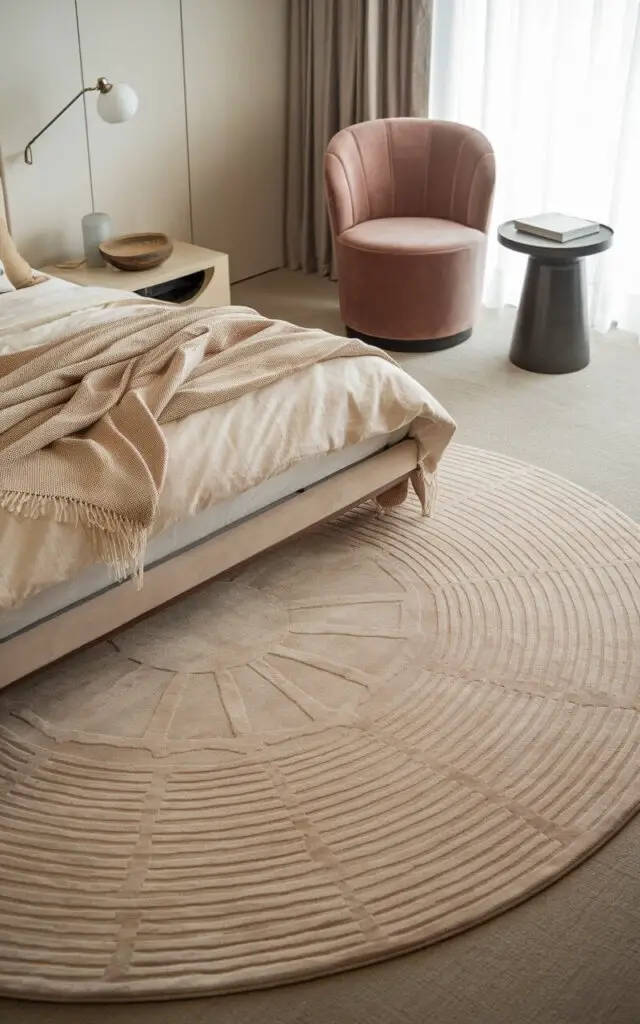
[0,281,455,610]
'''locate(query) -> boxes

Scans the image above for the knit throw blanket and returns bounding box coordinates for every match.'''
[0,305,398,579]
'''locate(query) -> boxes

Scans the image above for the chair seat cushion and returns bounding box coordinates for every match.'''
[335,215,488,342]
[339,217,485,255]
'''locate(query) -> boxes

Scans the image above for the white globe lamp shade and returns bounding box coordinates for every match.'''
[97,83,138,124]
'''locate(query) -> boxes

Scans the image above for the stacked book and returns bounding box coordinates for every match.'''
[514,214,600,243]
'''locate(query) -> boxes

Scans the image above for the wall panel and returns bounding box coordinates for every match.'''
[182,0,287,281]
[76,0,191,243]
[0,0,92,266]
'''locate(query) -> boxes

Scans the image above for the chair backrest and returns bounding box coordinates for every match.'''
[325,118,495,238]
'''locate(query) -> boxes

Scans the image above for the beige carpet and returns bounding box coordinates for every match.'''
[1,446,639,1002]
[3,271,640,1023]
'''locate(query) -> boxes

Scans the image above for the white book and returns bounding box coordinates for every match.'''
[514,213,600,243]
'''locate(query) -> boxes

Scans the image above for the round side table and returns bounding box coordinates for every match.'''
[497,221,613,374]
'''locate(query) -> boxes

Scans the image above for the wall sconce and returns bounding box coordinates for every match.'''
[24,77,138,165]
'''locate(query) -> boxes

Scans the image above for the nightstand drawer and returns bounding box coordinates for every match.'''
[134,270,208,304]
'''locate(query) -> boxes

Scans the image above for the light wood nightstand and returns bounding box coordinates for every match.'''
[40,241,231,308]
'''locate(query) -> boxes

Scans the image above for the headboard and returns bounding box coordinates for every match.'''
[0,162,39,287]
[0,156,9,227]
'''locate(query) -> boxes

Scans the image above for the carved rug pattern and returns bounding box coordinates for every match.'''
[1,446,639,1000]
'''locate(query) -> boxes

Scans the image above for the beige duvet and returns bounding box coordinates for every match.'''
[0,281,456,611]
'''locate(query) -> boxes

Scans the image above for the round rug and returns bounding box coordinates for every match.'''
[1,446,639,1001]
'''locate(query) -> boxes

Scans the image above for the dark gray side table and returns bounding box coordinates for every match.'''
[497,221,613,373]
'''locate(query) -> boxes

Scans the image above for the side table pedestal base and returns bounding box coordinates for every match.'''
[509,257,590,374]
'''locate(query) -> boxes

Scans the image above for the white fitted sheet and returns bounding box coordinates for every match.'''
[0,427,408,641]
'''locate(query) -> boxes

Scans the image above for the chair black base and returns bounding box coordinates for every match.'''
[346,326,472,353]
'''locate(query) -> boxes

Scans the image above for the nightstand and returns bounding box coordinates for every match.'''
[40,241,231,308]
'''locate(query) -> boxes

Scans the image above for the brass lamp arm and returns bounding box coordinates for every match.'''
[24,78,113,165]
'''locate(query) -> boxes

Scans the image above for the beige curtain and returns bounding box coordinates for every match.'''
[285,0,432,276]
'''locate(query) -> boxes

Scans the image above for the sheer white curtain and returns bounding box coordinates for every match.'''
[430,0,640,334]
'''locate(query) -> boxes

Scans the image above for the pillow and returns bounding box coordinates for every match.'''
[0,174,43,288]
[0,257,16,294]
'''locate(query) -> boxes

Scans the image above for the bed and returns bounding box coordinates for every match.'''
[0,272,456,690]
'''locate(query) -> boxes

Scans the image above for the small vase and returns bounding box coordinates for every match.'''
[82,212,112,268]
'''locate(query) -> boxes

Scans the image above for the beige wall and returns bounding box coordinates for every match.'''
[0,0,287,282]
[0,0,92,264]
[183,0,288,281]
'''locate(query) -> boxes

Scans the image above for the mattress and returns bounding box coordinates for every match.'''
[0,426,408,641]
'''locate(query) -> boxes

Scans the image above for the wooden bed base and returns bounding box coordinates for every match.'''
[0,440,418,690]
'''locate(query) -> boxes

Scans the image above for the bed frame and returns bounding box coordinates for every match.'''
[0,440,417,690]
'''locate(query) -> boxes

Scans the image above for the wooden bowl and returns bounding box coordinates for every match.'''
[99,232,173,272]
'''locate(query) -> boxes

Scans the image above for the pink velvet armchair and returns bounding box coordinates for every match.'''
[325,118,495,350]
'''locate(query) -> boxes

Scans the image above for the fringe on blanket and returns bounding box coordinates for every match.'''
[375,464,438,516]
[2,465,437,589]
[0,490,147,586]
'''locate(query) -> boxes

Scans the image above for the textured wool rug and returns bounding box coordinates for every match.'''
[1,445,639,1002]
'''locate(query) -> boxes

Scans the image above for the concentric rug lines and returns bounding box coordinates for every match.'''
[0,445,638,1001]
